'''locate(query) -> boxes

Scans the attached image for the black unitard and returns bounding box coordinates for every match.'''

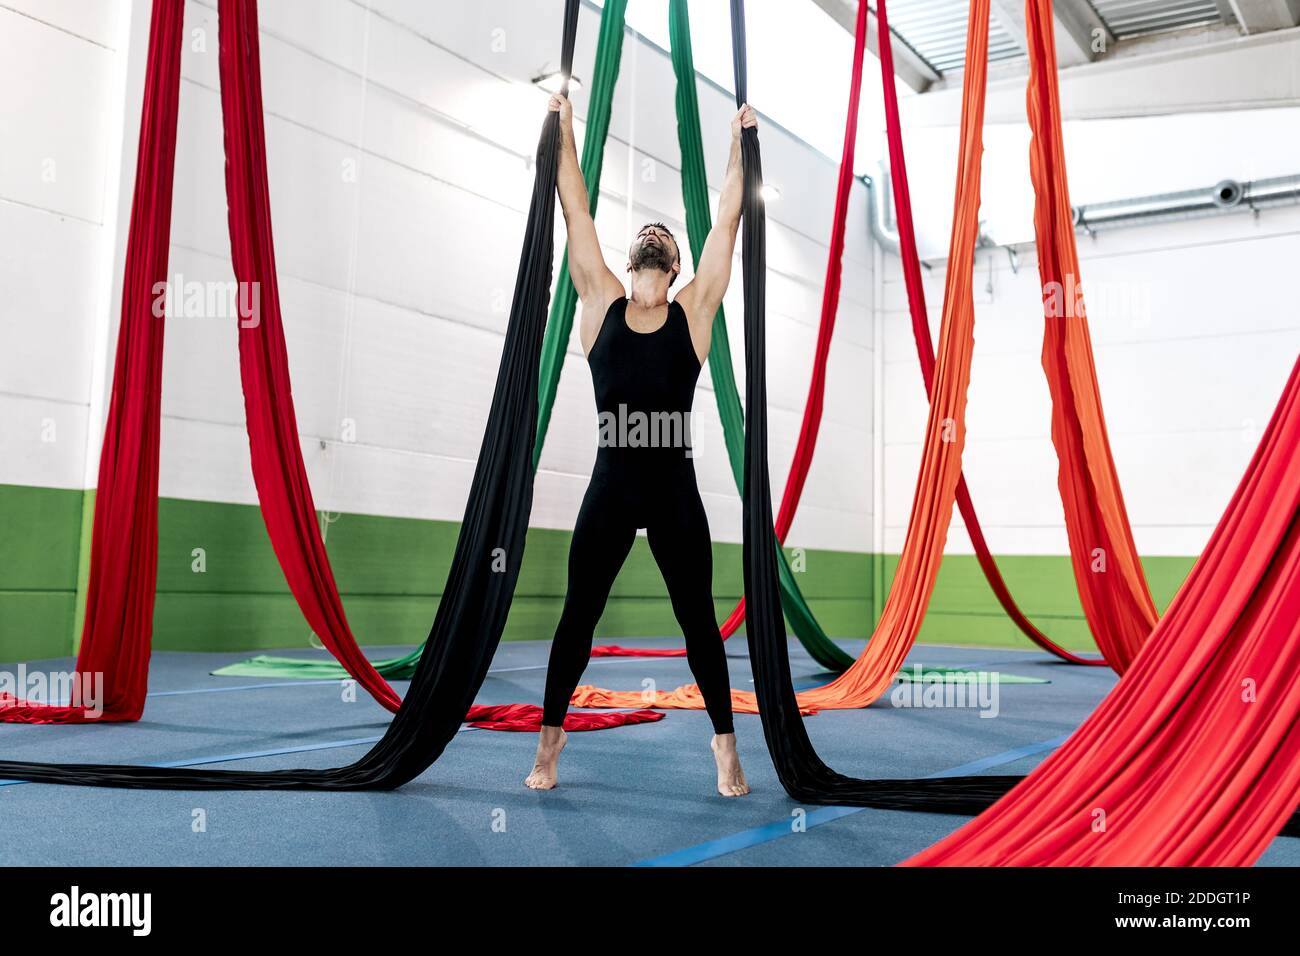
[541,296,736,735]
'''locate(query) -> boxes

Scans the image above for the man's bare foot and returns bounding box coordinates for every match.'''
[711,733,750,797]
[524,725,567,790]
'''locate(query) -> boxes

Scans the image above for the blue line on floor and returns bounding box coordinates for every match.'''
[629,733,1070,867]
[928,734,1068,777]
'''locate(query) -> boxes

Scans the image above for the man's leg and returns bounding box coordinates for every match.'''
[646,493,749,797]
[525,481,635,790]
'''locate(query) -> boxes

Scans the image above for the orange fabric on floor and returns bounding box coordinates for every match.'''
[571,0,992,716]
[571,684,819,715]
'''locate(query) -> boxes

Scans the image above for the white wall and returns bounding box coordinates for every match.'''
[878,203,1300,559]
[0,0,131,492]
[1,0,875,555]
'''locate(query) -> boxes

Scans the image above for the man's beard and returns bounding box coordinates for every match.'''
[630,241,675,275]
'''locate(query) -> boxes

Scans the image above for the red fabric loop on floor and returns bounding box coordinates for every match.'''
[589,646,688,658]
[464,704,663,732]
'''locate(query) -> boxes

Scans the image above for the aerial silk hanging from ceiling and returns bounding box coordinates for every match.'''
[905,362,1300,865]
[0,0,184,724]
[876,0,1100,667]
[649,0,854,670]
[0,0,632,738]
[0,0,409,722]
[215,0,855,681]
[907,352,1300,838]
[1028,37,1159,676]
[710,0,1300,830]
[0,0,585,780]
[714,0,1043,804]
[5,2,1298,849]
[0,0,1040,812]
[901,0,1300,863]
[704,0,864,663]
[210,0,629,686]
[571,0,995,719]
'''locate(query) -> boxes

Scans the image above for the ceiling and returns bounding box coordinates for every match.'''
[812,0,1300,89]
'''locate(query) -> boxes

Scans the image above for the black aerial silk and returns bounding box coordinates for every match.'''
[727,0,1300,838]
[0,0,580,791]
[727,0,1023,814]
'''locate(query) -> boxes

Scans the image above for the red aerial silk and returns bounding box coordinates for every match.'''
[714,0,870,641]
[0,0,185,723]
[464,704,663,732]
[1024,0,1157,672]
[907,354,1300,866]
[877,0,1100,666]
[573,0,992,716]
[1,0,634,736]
[219,0,401,712]
[219,2,647,732]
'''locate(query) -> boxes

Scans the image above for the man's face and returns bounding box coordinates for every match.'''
[628,224,680,283]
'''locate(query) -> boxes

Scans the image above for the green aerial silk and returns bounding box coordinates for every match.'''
[666,0,850,671]
[216,0,849,681]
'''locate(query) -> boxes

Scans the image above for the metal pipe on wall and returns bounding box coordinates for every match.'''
[865,171,1300,257]
[863,171,900,254]
[1072,174,1300,233]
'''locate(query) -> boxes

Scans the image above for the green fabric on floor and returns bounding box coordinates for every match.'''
[213,652,418,680]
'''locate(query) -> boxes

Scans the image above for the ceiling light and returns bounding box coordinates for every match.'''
[532,71,582,94]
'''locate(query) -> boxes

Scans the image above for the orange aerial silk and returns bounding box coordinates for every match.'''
[1027,0,1158,672]
[572,0,992,717]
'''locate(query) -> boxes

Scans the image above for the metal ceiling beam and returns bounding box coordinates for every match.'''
[988,0,1115,66]
[1213,0,1240,25]
[1228,0,1300,32]
[1052,0,1116,61]
[987,0,1031,55]
[809,0,941,92]
[902,23,1300,122]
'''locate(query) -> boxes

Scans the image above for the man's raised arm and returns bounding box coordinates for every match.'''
[549,94,619,305]
[677,104,758,340]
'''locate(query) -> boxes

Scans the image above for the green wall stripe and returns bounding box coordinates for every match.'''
[0,482,1197,659]
[0,484,83,660]
[880,552,1194,652]
[71,488,94,653]
[0,485,874,656]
